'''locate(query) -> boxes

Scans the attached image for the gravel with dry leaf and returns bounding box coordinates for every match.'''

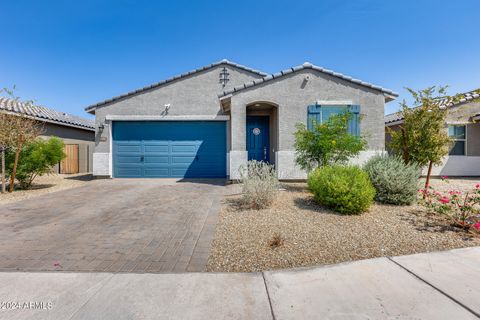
[207,180,480,272]
[0,174,92,205]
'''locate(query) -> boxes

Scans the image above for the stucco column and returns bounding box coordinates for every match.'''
[230,99,246,150]
[229,99,247,179]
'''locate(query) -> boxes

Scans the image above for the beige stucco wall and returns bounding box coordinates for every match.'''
[447,101,480,157]
[91,63,393,179]
[227,69,389,179]
[467,123,480,156]
[446,101,480,123]
[228,69,387,152]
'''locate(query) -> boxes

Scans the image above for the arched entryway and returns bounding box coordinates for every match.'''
[245,101,279,166]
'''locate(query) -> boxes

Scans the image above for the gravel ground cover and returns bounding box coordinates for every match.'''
[207,179,480,272]
[0,174,93,205]
[421,177,480,193]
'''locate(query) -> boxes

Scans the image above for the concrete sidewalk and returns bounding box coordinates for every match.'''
[0,247,478,320]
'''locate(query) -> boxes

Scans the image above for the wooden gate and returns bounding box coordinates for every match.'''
[60,144,79,174]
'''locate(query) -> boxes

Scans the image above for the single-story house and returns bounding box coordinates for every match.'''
[85,59,398,179]
[385,89,480,176]
[0,97,95,174]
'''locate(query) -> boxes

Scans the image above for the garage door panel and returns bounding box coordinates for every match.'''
[171,144,198,153]
[171,155,196,164]
[116,167,143,177]
[171,168,189,177]
[113,121,226,178]
[116,156,143,164]
[144,143,169,153]
[144,156,169,164]
[116,143,142,153]
[144,168,170,177]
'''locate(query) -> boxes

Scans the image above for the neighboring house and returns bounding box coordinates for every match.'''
[85,59,398,179]
[0,97,95,174]
[385,89,480,176]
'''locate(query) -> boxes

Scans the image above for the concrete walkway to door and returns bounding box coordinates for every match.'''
[0,179,226,273]
[0,247,478,319]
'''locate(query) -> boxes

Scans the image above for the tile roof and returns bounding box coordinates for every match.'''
[0,97,95,131]
[85,59,268,112]
[385,88,480,125]
[218,62,399,98]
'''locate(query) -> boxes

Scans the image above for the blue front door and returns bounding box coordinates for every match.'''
[112,121,226,178]
[246,116,269,162]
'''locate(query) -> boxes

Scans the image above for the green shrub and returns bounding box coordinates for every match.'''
[239,160,279,209]
[294,112,367,171]
[307,165,375,214]
[364,154,420,205]
[6,137,65,189]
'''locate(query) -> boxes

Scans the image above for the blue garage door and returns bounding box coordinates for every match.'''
[113,121,226,178]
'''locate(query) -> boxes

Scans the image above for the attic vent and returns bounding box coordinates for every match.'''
[219,67,230,87]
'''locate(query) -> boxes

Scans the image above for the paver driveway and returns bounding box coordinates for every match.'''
[0,179,226,273]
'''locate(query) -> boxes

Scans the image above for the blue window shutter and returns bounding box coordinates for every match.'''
[348,105,360,136]
[307,104,321,131]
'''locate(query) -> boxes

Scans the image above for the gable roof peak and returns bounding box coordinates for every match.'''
[85,59,267,112]
[220,62,399,99]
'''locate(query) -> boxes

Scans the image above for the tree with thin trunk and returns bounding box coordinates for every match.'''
[0,88,43,193]
[387,86,451,192]
[1,145,5,194]
[0,113,17,193]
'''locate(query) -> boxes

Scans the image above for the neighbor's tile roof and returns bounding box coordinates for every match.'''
[218,62,399,98]
[0,97,95,131]
[85,59,268,112]
[385,88,480,125]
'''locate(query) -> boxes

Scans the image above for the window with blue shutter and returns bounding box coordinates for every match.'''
[347,105,360,136]
[307,105,321,131]
[307,104,361,136]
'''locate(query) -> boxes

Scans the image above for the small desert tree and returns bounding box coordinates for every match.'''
[0,113,16,193]
[0,88,43,192]
[3,114,43,192]
[294,112,367,171]
[388,86,451,191]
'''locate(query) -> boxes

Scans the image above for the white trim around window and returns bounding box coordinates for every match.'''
[448,124,467,156]
[316,100,353,105]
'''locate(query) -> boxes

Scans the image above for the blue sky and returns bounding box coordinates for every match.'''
[1,0,479,118]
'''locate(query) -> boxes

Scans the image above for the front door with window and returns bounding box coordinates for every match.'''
[246,116,269,162]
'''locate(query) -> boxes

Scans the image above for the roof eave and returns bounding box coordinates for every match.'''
[84,59,267,112]
[384,93,398,103]
[219,62,399,99]
[0,109,95,131]
[385,119,404,127]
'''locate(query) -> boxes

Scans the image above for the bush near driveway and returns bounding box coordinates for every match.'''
[6,137,65,189]
[308,165,375,214]
[364,154,420,205]
[239,160,279,210]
